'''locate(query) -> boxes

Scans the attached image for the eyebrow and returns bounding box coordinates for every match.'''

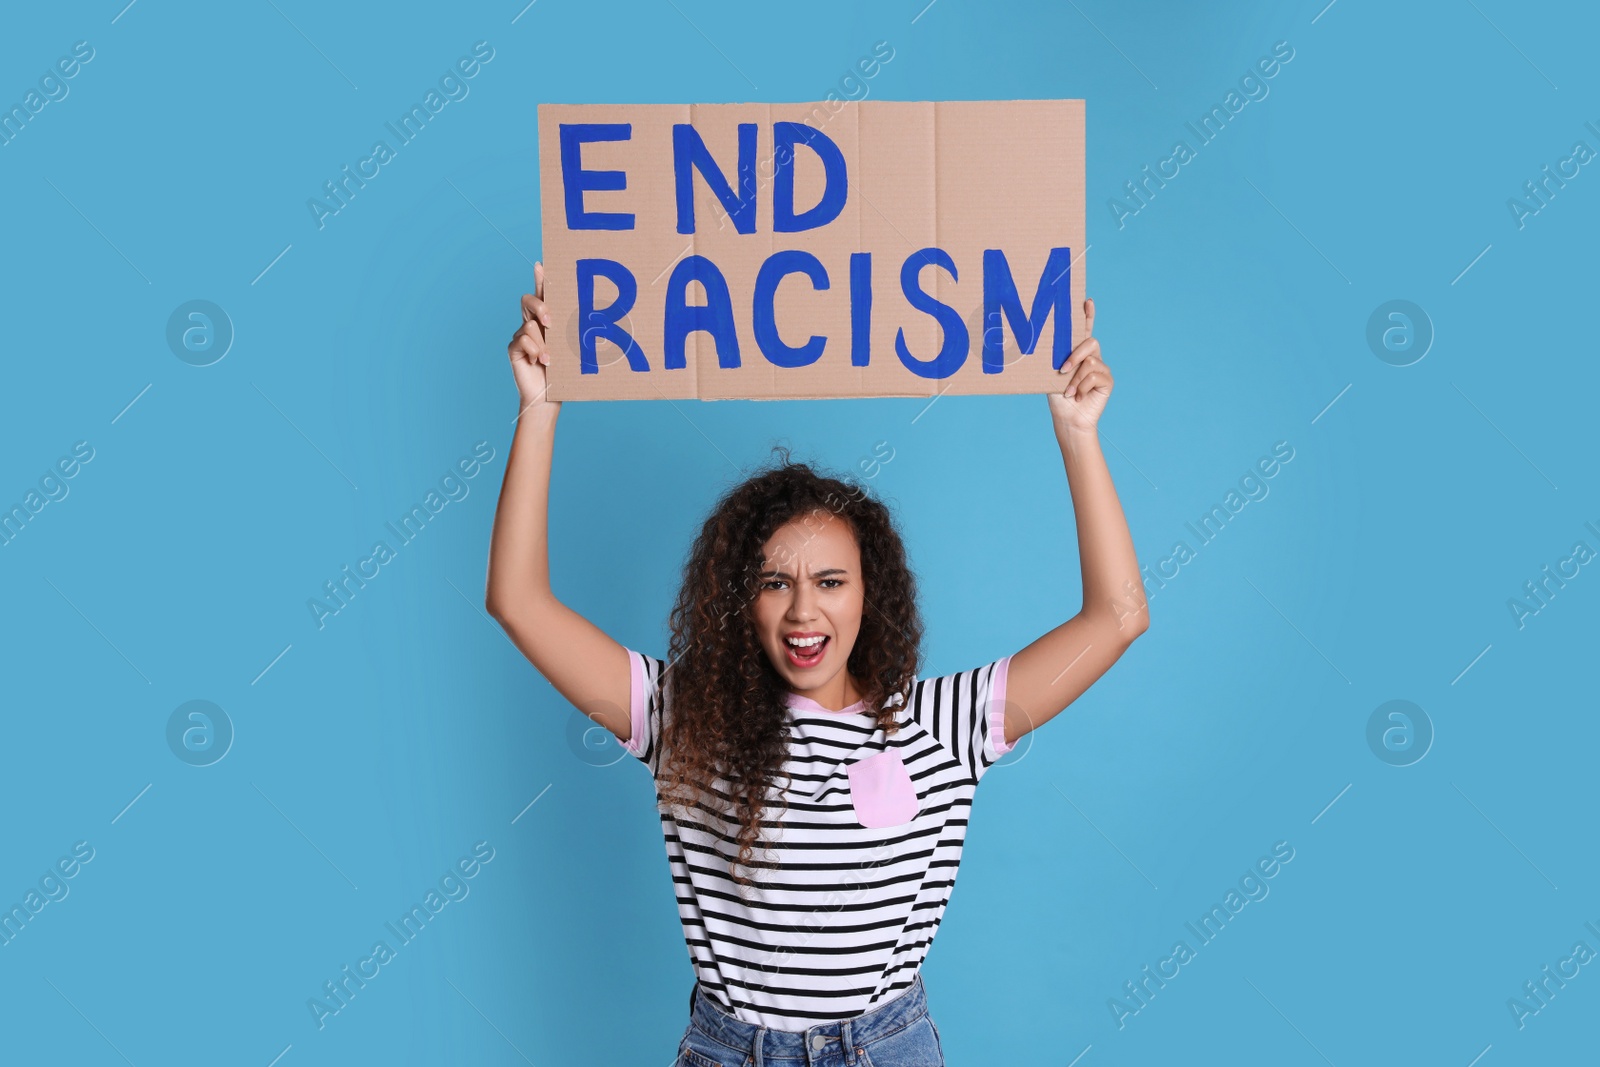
[759,567,849,579]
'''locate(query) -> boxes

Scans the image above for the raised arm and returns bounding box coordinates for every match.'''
[1003,298,1149,744]
[485,262,634,743]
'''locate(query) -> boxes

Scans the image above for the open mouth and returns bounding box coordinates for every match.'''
[783,634,829,668]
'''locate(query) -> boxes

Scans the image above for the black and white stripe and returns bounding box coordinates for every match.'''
[623,648,1012,1030]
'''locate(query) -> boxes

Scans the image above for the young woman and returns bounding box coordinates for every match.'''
[486,263,1148,1066]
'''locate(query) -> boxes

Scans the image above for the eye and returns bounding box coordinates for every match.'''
[760,578,788,591]
[819,578,843,588]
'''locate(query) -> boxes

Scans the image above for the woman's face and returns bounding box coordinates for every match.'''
[751,509,865,698]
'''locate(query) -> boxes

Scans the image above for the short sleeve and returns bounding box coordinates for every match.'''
[620,647,669,773]
[909,655,1014,783]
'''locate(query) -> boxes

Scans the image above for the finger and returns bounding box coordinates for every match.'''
[521,293,550,333]
[535,261,545,301]
[1084,297,1095,337]
[511,329,545,366]
[1057,336,1100,375]
[1064,357,1106,396]
[1068,367,1112,399]
[1064,358,1096,396]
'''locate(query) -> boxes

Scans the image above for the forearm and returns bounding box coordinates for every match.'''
[485,406,560,617]
[1058,425,1146,635]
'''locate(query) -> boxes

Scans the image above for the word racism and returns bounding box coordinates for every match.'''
[537,99,1087,400]
[1110,841,1296,1029]
[308,42,496,230]
[1,40,95,148]
[1,440,95,549]
[1508,919,1600,1029]
[1508,519,1600,629]
[1,841,95,948]
[308,442,497,629]
[1140,441,1295,598]
[309,841,496,1029]
[1109,41,1295,230]
[1508,119,1600,230]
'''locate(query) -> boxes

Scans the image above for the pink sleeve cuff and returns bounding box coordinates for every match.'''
[623,649,647,756]
[989,654,1014,756]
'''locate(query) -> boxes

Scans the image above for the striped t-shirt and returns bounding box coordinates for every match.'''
[621,647,1014,1030]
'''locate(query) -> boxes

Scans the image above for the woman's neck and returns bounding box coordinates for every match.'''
[791,670,862,712]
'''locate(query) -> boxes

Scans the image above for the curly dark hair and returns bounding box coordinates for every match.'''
[655,446,924,892]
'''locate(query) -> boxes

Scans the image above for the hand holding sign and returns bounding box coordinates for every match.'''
[1049,297,1111,434]
[508,261,561,417]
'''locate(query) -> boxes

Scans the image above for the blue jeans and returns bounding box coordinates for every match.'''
[677,974,946,1067]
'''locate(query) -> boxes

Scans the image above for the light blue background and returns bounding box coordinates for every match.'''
[2,1,1596,1063]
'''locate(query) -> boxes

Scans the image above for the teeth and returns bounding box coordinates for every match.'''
[786,635,825,648]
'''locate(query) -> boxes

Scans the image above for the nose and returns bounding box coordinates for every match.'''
[786,581,817,622]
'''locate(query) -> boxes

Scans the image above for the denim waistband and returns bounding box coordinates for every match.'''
[689,974,928,1064]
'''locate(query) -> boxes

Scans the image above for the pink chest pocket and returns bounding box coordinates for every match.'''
[846,749,920,828]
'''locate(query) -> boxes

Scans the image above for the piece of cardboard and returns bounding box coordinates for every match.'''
[535,100,1085,401]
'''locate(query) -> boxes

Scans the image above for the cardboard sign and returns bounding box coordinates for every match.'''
[535,100,1085,401]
